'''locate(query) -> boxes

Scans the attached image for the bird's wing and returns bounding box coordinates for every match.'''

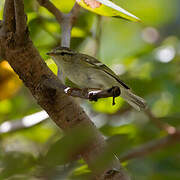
[80,54,130,89]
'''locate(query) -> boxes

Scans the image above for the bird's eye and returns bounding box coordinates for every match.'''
[60,52,67,56]
[59,52,73,56]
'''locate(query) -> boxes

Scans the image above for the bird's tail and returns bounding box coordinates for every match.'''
[120,89,147,111]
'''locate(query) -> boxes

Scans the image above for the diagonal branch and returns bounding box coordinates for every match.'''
[3,0,15,32]
[0,111,48,134]
[37,0,80,47]
[14,0,27,39]
[145,108,176,134]
[69,2,80,24]
[120,130,180,162]
[37,0,63,24]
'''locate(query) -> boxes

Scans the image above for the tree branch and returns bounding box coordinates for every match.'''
[60,3,80,47]
[37,0,63,24]
[42,78,120,104]
[37,0,80,47]
[0,20,4,59]
[3,39,126,180]
[3,0,15,32]
[69,2,80,24]
[145,108,176,134]
[0,83,120,134]
[14,0,27,41]
[93,15,102,57]
[37,0,80,74]
[0,111,48,134]
[120,130,180,162]
[60,17,72,47]
[1,1,129,179]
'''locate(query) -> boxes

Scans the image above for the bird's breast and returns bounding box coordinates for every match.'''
[58,62,117,89]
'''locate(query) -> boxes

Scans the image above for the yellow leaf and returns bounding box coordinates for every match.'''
[76,0,140,22]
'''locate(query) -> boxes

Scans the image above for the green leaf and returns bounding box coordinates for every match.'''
[76,0,140,22]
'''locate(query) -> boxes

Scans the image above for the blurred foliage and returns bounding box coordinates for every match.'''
[0,61,22,101]
[0,0,180,179]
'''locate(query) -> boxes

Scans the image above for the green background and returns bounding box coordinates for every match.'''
[0,0,180,179]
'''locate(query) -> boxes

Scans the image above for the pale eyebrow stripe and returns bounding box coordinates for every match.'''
[96,62,104,66]
[55,52,74,56]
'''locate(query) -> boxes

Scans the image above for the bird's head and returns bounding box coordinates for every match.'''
[47,47,76,58]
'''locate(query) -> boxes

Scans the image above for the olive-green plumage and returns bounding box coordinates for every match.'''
[47,47,147,111]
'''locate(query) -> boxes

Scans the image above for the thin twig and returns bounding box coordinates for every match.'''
[0,111,48,134]
[36,1,80,69]
[145,108,176,134]
[120,130,180,162]
[60,16,72,47]
[94,15,102,57]
[69,2,80,24]
[60,3,80,47]
[37,0,63,24]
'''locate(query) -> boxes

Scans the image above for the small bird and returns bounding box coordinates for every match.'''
[47,47,147,111]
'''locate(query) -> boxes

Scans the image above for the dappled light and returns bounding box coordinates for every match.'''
[0,0,180,179]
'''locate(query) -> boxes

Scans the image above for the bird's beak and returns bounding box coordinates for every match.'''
[46,51,55,56]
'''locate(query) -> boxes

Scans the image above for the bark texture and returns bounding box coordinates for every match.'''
[0,0,130,179]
